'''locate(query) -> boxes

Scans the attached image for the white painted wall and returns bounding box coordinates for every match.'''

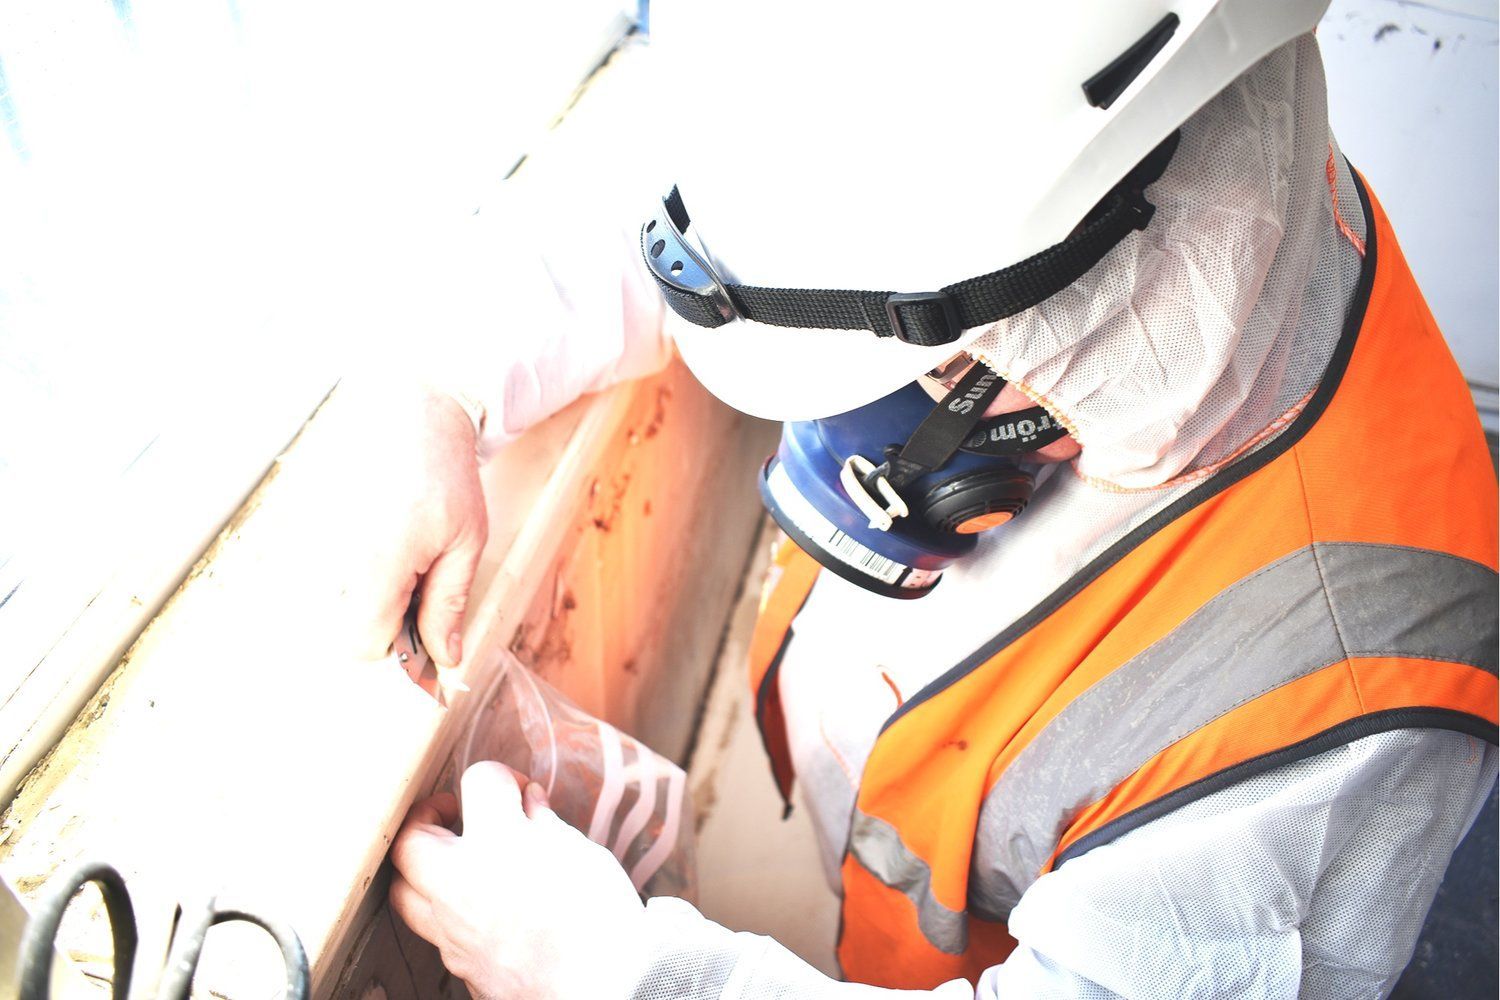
[1319,0,1499,432]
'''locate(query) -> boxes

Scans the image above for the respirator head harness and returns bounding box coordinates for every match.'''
[641,135,1180,597]
[641,132,1179,349]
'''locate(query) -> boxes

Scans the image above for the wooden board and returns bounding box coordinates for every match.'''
[0,359,776,998]
[0,377,334,810]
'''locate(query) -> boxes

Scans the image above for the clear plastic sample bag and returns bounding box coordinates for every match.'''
[460,650,698,901]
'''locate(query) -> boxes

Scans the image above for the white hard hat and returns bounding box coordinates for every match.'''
[647,0,1332,421]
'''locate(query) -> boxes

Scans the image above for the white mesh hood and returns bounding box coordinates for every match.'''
[969,34,1363,490]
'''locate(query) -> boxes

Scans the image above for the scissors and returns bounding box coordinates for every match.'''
[15,859,308,1000]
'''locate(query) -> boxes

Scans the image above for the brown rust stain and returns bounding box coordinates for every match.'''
[589,473,632,533]
[643,386,672,439]
[529,622,573,670]
[693,779,718,834]
[510,576,579,673]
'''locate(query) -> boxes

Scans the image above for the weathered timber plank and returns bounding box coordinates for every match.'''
[0,360,774,1000]
[328,362,775,1000]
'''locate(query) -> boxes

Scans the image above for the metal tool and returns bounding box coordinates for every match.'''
[15,859,308,1000]
[393,596,468,707]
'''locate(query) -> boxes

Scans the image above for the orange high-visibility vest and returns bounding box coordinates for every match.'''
[748,175,1498,990]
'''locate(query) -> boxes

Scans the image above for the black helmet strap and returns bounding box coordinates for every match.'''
[641,131,1181,348]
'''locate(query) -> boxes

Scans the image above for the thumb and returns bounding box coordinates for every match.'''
[460,762,526,839]
[522,781,552,819]
[417,525,485,668]
[522,786,573,838]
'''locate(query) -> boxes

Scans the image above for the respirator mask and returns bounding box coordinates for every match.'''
[758,354,1065,597]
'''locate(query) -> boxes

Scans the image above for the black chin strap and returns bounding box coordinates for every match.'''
[958,406,1070,459]
[880,362,1007,490]
[644,131,1181,347]
[874,362,1069,494]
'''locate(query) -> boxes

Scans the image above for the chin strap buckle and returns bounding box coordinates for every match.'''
[884,291,963,346]
[840,455,909,531]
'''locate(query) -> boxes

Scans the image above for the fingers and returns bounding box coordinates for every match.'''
[417,519,487,668]
[347,558,420,662]
[521,788,575,842]
[409,792,461,831]
[390,817,453,889]
[389,872,441,944]
[391,791,462,882]
[459,761,526,838]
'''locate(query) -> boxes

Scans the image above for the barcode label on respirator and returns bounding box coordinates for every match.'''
[766,462,909,585]
[825,528,904,581]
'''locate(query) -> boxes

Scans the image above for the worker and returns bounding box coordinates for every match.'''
[345,2,1499,997]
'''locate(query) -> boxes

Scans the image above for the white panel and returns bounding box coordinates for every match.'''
[1320,0,1500,431]
[0,0,635,771]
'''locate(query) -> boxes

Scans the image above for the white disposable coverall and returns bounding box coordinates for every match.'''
[411,17,1495,1000]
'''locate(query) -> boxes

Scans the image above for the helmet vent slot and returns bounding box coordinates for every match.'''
[1082,12,1180,110]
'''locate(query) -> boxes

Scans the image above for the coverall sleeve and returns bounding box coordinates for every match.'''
[625,728,1494,999]
[371,39,672,460]
[441,180,672,460]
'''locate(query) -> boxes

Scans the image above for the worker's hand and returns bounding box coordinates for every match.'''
[321,380,488,669]
[390,762,652,1000]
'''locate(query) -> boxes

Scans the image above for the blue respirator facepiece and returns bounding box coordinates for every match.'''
[759,360,1068,598]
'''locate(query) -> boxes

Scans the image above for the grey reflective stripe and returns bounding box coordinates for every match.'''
[965,542,1496,921]
[848,810,969,954]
